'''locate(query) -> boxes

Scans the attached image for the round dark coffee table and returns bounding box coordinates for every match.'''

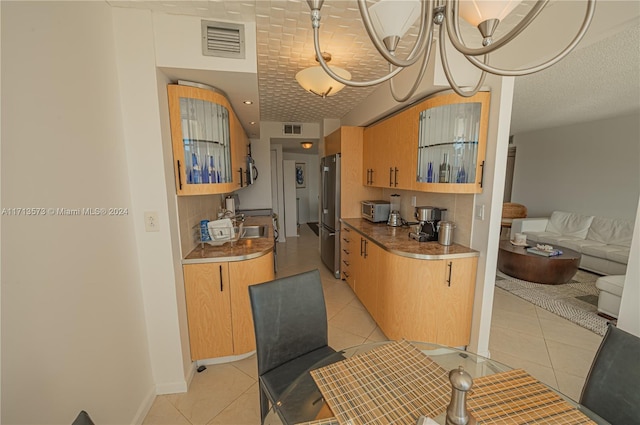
[497,240,581,285]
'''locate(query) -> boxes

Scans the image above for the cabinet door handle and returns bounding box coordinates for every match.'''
[219,265,224,292]
[447,261,452,287]
[364,240,368,259]
[370,169,374,185]
[177,160,183,190]
[479,160,485,188]
[367,169,371,185]
[238,168,244,187]
[394,167,399,187]
[360,238,364,256]
[389,167,394,187]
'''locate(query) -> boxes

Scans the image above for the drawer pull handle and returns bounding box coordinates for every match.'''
[219,265,224,292]
[343,260,350,267]
[343,249,350,255]
[447,261,452,287]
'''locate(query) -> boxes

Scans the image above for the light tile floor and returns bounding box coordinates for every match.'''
[143,224,603,425]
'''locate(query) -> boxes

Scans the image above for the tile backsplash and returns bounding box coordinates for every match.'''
[381,188,475,245]
[177,194,223,256]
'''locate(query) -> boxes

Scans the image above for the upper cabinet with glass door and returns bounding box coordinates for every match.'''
[414,92,490,193]
[168,84,239,195]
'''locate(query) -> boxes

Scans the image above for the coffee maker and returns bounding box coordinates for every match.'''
[412,206,447,241]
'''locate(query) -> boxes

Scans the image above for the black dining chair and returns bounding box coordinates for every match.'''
[249,269,342,424]
[580,324,640,425]
[71,411,95,425]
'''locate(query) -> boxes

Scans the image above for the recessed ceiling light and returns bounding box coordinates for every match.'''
[250,121,256,125]
[243,100,253,105]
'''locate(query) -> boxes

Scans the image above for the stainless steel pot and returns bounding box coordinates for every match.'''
[415,206,437,222]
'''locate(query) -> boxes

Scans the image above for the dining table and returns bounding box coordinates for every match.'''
[263,340,609,425]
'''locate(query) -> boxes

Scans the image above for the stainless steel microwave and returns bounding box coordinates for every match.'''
[361,200,390,223]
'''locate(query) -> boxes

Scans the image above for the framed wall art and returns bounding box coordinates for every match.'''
[295,162,306,188]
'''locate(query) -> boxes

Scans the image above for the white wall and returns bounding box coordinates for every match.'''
[618,197,640,336]
[1,3,154,424]
[511,112,640,220]
[113,7,191,396]
[283,152,320,224]
[236,137,272,209]
[153,13,257,73]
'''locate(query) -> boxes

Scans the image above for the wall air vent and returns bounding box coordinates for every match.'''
[283,124,302,135]
[201,20,245,59]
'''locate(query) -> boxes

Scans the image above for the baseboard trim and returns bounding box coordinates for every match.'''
[132,385,156,425]
[155,379,188,395]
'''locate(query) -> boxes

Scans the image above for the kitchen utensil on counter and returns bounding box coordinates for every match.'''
[225,195,236,215]
[438,221,455,245]
[388,194,402,227]
[387,211,403,227]
[414,206,447,241]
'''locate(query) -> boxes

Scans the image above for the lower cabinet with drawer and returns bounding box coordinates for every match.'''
[183,252,275,360]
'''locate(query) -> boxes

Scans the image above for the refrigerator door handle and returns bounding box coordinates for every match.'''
[322,165,329,214]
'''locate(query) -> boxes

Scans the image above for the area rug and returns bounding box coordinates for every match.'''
[495,269,611,336]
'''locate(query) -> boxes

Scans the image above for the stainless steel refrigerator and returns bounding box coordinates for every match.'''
[320,153,341,279]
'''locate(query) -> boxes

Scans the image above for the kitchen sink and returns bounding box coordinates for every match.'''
[236,225,269,239]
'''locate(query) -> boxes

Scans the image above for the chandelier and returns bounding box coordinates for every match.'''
[305,0,596,100]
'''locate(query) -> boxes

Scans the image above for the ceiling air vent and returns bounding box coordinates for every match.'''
[283,124,302,135]
[201,20,245,59]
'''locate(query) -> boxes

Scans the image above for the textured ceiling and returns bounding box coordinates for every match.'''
[109,0,640,142]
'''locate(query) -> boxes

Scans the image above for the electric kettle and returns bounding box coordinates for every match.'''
[387,211,402,227]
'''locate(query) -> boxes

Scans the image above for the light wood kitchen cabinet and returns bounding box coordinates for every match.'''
[229,253,275,354]
[413,91,490,194]
[230,111,250,189]
[325,126,380,219]
[183,252,275,360]
[362,107,417,190]
[353,236,382,322]
[378,254,477,347]
[183,262,233,360]
[168,83,249,195]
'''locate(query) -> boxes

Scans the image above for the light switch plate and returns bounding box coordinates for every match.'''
[475,204,485,220]
[144,211,159,232]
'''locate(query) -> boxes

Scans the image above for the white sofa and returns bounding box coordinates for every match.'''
[512,211,633,276]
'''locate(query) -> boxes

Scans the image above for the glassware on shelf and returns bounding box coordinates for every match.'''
[439,153,450,183]
[417,101,481,185]
[179,97,231,185]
